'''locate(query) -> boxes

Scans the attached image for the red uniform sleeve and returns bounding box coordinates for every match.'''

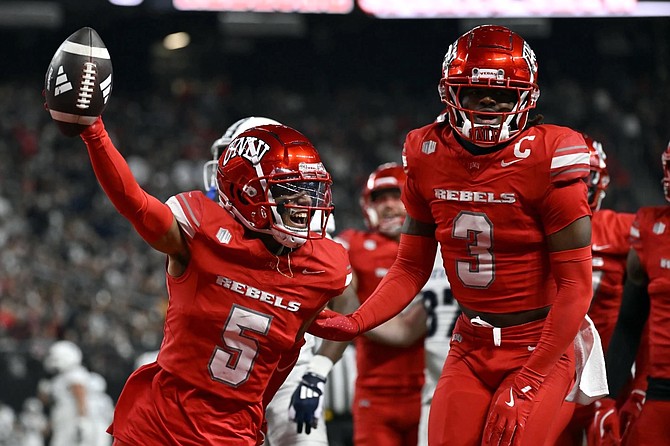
[80,118,174,243]
[549,131,590,185]
[402,176,434,224]
[538,180,591,235]
[524,246,592,378]
[353,233,437,331]
[628,210,645,254]
[306,234,437,341]
[400,133,436,224]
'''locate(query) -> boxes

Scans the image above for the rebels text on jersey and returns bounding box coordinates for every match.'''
[402,123,591,313]
[590,209,635,350]
[630,206,670,378]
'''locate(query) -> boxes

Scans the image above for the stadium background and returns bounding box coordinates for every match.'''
[0,0,668,438]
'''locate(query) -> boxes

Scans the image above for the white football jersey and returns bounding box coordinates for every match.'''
[420,249,458,404]
[88,373,114,446]
[48,366,97,446]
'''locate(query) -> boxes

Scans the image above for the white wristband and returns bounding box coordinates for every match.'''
[306,354,334,379]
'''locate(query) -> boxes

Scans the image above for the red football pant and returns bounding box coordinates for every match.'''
[428,314,576,446]
[553,401,594,446]
[111,363,264,445]
[353,390,421,446]
[622,400,670,446]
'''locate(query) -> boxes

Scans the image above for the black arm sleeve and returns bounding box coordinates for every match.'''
[605,280,650,398]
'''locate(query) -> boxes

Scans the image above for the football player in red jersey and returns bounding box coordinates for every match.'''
[291,163,430,446]
[555,135,635,446]
[604,141,670,445]
[58,114,352,445]
[204,116,337,446]
[309,25,594,446]
[339,163,428,446]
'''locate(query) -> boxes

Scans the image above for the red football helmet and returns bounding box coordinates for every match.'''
[439,25,540,147]
[360,162,406,235]
[217,124,333,248]
[662,140,670,202]
[583,134,610,211]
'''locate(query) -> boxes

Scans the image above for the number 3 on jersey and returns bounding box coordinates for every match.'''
[209,304,271,387]
[453,211,494,288]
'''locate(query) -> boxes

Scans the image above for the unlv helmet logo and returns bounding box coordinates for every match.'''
[522,42,538,79]
[223,136,271,166]
[442,41,458,73]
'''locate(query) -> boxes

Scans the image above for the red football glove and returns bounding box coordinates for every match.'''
[483,369,542,446]
[619,389,645,441]
[587,398,621,446]
[307,309,361,341]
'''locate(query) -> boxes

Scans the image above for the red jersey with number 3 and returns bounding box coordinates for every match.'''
[111,190,351,445]
[589,209,635,350]
[629,206,670,378]
[402,123,591,313]
[337,229,425,394]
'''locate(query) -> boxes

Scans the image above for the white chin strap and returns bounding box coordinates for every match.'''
[461,118,472,137]
[271,227,307,248]
[595,192,605,212]
[499,122,511,141]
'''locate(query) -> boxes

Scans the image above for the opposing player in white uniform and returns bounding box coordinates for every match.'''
[41,340,96,446]
[88,372,114,446]
[17,397,48,446]
[203,117,330,446]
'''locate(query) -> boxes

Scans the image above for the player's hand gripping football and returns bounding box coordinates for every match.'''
[43,27,112,136]
[307,308,362,341]
[289,372,327,434]
[587,397,621,446]
[483,371,542,446]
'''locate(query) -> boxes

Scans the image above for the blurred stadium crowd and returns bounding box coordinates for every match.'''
[0,13,668,444]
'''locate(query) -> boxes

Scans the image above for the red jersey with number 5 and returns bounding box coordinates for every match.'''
[111,190,351,445]
[589,209,635,350]
[402,123,591,313]
[629,206,670,378]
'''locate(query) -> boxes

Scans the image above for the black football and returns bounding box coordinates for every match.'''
[44,27,113,136]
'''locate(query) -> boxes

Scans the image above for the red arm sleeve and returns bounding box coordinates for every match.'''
[354,233,437,330]
[79,118,174,244]
[522,246,592,378]
[307,234,436,341]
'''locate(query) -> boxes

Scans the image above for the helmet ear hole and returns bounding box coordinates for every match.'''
[235,187,250,205]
